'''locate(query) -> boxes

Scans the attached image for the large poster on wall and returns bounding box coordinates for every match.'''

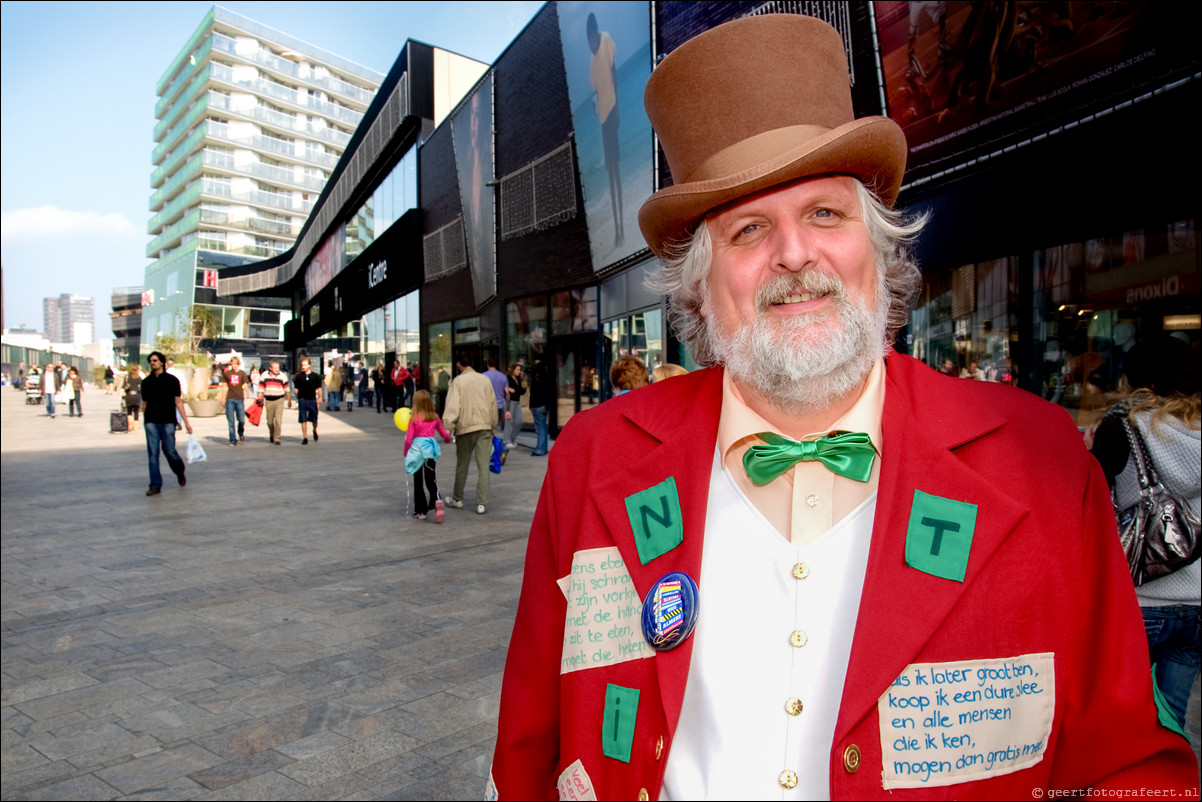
[874,1,1184,179]
[452,78,496,306]
[304,226,345,303]
[557,0,653,271]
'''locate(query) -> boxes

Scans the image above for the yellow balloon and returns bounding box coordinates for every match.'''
[394,407,411,431]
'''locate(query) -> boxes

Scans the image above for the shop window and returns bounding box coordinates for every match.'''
[507,296,549,419]
[912,256,1019,386]
[551,288,598,336]
[1033,219,1199,428]
[427,322,453,415]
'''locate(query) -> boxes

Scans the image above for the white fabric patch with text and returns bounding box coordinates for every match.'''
[878,653,1055,789]
[557,759,599,801]
[558,547,652,673]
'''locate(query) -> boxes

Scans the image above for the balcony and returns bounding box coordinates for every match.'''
[150,151,205,211]
[211,33,375,106]
[151,125,207,188]
[149,182,201,234]
[153,93,214,165]
[197,238,288,259]
[156,36,215,117]
[154,64,213,142]
[146,208,202,258]
[200,208,295,237]
[209,62,365,127]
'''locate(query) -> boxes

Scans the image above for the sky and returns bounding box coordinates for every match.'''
[0,0,545,340]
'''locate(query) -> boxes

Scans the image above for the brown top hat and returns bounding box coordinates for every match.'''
[638,14,907,259]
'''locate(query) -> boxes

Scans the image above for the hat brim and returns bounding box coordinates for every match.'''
[638,116,907,260]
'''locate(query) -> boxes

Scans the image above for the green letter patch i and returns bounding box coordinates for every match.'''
[602,684,640,763]
[624,477,684,565]
[905,490,978,582]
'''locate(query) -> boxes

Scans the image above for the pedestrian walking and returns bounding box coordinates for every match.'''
[67,366,84,417]
[504,362,525,448]
[220,356,250,446]
[405,390,453,522]
[257,360,290,445]
[325,359,343,411]
[104,364,115,394]
[390,360,409,410]
[342,362,354,411]
[41,363,60,418]
[483,358,510,450]
[140,351,192,497]
[372,362,387,413]
[442,353,497,514]
[527,357,553,456]
[292,358,323,444]
[122,365,142,431]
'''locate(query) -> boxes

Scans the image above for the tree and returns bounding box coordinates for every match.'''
[185,305,221,358]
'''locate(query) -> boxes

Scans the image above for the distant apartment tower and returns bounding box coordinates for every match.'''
[142,6,382,359]
[43,293,94,344]
[110,287,144,366]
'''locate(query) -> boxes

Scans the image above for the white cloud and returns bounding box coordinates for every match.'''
[1,205,139,241]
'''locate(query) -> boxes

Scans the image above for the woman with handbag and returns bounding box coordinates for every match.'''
[1090,335,1200,739]
[67,366,83,417]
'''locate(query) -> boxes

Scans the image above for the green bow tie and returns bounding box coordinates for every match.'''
[742,431,877,486]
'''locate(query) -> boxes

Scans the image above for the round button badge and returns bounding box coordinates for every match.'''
[641,572,699,651]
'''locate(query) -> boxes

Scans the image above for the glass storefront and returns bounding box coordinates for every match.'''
[602,308,663,394]
[909,217,1199,429]
[1033,219,1198,428]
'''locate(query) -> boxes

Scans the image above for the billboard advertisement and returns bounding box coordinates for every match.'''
[451,78,496,306]
[875,1,1186,178]
[557,0,653,271]
[304,225,346,303]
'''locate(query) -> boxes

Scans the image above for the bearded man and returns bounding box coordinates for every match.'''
[490,15,1196,801]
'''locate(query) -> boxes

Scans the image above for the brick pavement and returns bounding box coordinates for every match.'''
[4,382,1199,799]
[2,385,547,800]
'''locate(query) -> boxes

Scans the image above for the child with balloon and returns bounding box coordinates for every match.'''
[401,390,453,522]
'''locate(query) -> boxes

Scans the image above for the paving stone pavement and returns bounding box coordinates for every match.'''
[2,385,549,801]
[6,385,1201,800]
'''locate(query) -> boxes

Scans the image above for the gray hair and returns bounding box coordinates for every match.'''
[646,180,928,366]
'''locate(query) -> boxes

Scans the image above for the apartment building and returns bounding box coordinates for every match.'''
[43,293,95,345]
[142,6,382,362]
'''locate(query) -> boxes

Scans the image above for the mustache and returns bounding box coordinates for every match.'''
[753,271,848,312]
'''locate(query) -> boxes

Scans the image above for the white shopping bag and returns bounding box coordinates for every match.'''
[185,434,207,464]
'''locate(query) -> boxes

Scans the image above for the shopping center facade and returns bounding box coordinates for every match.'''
[219,0,1200,435]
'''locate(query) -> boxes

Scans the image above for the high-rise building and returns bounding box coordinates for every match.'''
[110,287,144,366]
[142,6,382,360]
[42,293,94,344]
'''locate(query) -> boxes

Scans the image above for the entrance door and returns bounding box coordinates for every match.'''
[549,335,600,434]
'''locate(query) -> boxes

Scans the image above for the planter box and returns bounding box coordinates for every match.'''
[187,398,222,418]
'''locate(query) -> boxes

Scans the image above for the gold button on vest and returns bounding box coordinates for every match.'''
[785,697,803,716]
[655,735,664,760]
[778,769,799,789]
[638,788,650,801]
[843,743,862,773]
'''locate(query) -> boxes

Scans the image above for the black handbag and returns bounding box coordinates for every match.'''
[1112,410,1202,585]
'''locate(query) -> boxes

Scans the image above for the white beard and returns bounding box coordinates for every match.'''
[704,269,889,414]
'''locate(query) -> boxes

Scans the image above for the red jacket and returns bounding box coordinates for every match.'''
[492,356,1197,800]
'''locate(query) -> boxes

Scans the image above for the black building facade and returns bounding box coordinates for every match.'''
[220,0,1200,436]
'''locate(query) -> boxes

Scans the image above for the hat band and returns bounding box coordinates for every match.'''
[683,124,834,183]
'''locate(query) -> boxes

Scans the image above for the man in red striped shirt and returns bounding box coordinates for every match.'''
[257,360,290,445]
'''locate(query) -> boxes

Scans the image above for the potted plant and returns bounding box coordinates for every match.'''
[187,387,222,418]
[157,305,224,417]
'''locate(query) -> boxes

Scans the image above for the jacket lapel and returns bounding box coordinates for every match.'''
[835,357,1029,740]
[589,368,723,733]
